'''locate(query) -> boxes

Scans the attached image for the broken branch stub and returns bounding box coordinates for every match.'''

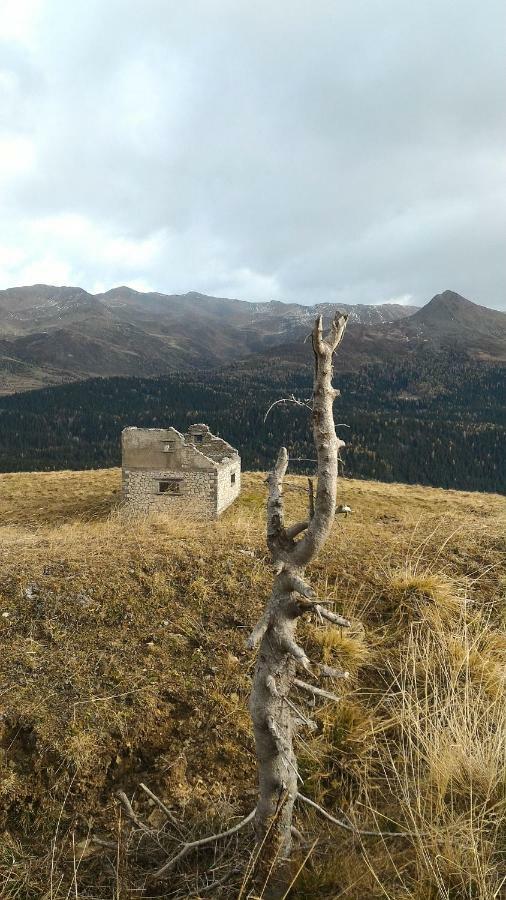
[247,311,349,892]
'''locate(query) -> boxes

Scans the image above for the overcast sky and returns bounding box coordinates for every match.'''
[0,0,505,308]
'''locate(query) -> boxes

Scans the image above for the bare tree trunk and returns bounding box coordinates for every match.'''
[247,312,349,893]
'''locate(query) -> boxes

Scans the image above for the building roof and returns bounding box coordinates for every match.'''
[121,423,239,471]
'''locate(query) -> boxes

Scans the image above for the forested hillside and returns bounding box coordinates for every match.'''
[0,351,504,492]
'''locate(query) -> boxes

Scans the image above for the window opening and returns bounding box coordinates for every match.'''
[159,479,181,494]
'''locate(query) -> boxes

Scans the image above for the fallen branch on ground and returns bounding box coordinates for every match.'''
[151,809,256,880]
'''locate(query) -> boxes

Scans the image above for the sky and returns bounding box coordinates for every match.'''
[0,0,505,309]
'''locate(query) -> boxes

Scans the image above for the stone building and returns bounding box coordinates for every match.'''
[121,423,241,518]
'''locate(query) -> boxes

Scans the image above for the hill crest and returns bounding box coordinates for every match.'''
[0,283,504,394]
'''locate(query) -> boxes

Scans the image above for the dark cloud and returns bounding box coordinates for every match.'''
[1,0,505,307]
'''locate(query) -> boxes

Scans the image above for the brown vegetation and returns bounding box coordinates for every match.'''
[0,468,504,898]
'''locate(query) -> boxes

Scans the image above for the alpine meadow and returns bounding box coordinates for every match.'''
[1,1,505,898]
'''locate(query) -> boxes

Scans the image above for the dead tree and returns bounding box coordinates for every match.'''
[114,315,414,889]
[247,311,349,886]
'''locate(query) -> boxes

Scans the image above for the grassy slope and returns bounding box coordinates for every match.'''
[0,469,504,899]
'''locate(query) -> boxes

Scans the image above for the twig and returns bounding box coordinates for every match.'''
[297,598,350,626]
[72,687,148,723]
[297,793,423,838]
[116,791,152,835]
[139,783,181,830]
[151,809,256,880]
[203,866,241,894]
[263,395,312,423]
[116,790,172,852]
[283,694,317,730]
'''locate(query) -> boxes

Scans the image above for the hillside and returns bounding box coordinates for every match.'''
[0,468,504,898]
[2,284,506,396]
[401,290,506,360]
[1,351,504,492]
[0,284,419,393]
[240,291,506,369]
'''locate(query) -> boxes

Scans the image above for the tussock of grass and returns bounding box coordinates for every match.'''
[373,566,468,635]
[0,468,504,898]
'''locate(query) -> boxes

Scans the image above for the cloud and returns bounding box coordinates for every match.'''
[0,0,505,308]
[0,134,35,179]
[0,0,42,46]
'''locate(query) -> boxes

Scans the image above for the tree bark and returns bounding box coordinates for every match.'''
[247,311,348,893]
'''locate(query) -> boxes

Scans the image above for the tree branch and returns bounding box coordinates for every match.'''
[151,810,256,880]
[116,790,169,852]
[313,605,350,627]
[286,573,316,599]
[279,636,312,671]
[264,395,312,423]
[294,597,351,627]
[327,312,348,352]
[285,521,310,540]
[246,613,270,650]
[117,791,152,835]
[290,313,348,568]
[318,664,350,680]
[293,679,342,704]
[266,447,289,557]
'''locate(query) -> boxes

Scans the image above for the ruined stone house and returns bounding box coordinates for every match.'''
[121,424,241,518]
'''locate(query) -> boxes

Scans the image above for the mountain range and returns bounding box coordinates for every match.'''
[0,285,505,395]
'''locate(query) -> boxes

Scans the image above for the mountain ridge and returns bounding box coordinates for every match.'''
[0,285,504,394]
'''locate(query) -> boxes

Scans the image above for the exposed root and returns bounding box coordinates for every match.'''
[139,782,181,831]
[297,793,424,838]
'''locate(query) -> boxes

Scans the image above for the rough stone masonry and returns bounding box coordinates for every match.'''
[121,423,241,519]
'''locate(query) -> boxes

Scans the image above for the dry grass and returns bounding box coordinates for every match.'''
[0,468,504,898]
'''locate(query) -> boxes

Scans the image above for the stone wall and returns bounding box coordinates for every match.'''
[122,426,214,472]
[186,424,238,463]
[122,468,217,519]
[121,423,241,519]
